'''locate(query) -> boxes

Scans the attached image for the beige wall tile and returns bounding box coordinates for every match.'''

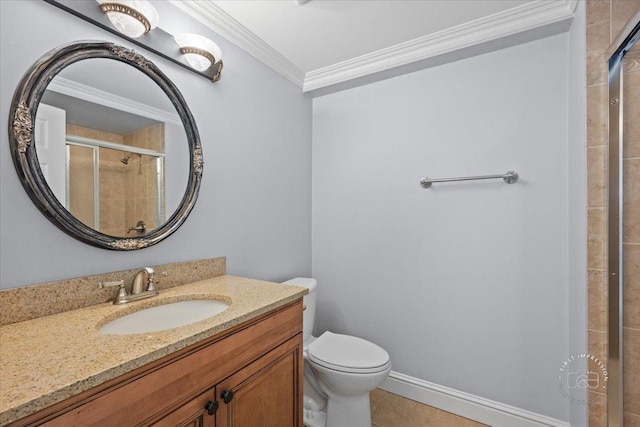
[124,199,136,232]
[123,133,134,148]
[589,390,607,427]
[625,244,640,329]
[124,165,135,196]
[133,129,147,149]
[624,327,640,415]
[68,145,95,228]
[147,197,158,230]
[588,208,607,269]
[587,1,611,423]
[135,158,150,199]
[371,390,438,427]
[146,156,158,197]
[624,72,640,158]
[134,198,148,227]
[588,20,612,86]
[587,0,610,25]
[588,85,608,147]
[589,269,608,331]
[147,124,164,152]
[99,163,124,202]
[589,329,608,360]
[100,147,122,162]
[99,198,124,232]
[625,44,640,74]
[67,125,123,145]
[95,130,123,145]
[66,123,82,136]
[588,146,607,208]
[68,125,98,140]
[625,411,640,426]
[611,0,640,40]
[624,158,640,243]
[588,330,608,394]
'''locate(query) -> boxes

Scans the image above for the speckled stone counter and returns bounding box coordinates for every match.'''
[0,275,307,426]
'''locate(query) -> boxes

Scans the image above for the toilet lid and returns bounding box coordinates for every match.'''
[307,331,390,373]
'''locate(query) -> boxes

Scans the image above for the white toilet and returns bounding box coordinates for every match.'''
[283,278,391,427]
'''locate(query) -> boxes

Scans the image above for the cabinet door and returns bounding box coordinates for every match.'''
[152,389,217,427]
[216,334,303,427]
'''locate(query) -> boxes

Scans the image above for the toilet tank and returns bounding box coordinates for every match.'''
[282,277,317,342]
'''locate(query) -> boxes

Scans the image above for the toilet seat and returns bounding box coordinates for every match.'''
[307,331,390,374]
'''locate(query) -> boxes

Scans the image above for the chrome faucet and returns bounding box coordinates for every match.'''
[98,267,159,305]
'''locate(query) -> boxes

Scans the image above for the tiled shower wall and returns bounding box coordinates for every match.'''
[586,1,640,425]
[66,124,164,237]
[122,124,165,234]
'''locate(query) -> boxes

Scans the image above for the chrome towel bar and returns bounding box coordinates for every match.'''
[420,171,518,189]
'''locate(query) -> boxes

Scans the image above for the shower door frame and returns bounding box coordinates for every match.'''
[606,9,640,427]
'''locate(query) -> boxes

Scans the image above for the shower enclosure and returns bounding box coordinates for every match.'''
[65,134,165,238]
[606,9,639,427]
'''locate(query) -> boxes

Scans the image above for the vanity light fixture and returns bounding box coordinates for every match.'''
[43,0,222,83]
[174,33,223,82]
[97,0,159,38]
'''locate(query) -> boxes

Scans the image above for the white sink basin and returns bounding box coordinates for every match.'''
[99,299,230,335]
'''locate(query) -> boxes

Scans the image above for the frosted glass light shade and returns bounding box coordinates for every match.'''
[174,33,222,71]
[97,0,159,38]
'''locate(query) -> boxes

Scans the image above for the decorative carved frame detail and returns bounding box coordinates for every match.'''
[8,41,203,250]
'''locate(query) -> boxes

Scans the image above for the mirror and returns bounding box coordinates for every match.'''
[9,42,202,250]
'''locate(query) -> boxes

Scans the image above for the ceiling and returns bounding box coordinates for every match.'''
[170,0,577,92]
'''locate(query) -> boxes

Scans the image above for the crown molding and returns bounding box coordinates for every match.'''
[170,0,305,88]
[47,77,183,126]
[303,0,577,92]
[169,0,576,93]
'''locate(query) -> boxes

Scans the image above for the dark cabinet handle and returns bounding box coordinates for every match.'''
[205,400,219,415]
[221,390,234,404]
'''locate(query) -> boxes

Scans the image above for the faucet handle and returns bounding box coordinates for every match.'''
[115,282,128,301]
[141,267,156,292]
[146,275,157,292]
[98,280,129,304]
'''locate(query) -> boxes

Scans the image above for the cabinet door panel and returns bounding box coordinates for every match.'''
[152,389,216,427]
[217,335,303,427]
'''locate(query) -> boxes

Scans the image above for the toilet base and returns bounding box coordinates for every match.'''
[303,407,326,427]
[302,393,373,427]
[324,393,372,427]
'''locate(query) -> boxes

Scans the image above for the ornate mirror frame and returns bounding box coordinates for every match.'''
[8,41,203,250]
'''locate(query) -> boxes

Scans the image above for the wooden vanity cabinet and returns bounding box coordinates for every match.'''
[156,335,300,427]
[215,335,300,427]
[13,300,303,427]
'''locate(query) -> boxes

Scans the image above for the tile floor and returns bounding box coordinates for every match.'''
[370,389,489,427]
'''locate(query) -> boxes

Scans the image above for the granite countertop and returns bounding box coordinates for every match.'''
[0,275,307,426]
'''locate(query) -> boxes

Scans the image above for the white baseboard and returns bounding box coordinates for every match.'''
[380,371,570,427]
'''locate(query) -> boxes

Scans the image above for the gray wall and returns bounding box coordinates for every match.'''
[567,2,588,425]
[0,0,312,288]
[312,33,580,421]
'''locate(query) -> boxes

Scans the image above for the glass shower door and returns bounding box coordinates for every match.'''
[621,37,639,427]
[607,11,640,427]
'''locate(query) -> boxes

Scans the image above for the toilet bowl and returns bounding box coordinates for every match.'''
[283,278,391,427]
